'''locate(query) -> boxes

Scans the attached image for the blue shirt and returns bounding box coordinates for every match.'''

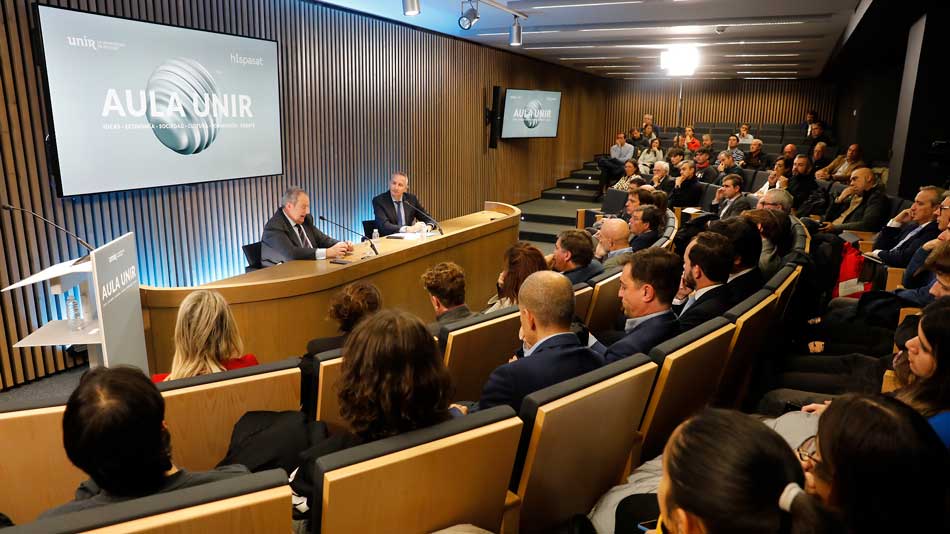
[928,411,950,447]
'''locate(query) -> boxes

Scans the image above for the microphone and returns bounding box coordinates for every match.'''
[318,215,379,256]
[402,198,444,235]
[2,203,94,252]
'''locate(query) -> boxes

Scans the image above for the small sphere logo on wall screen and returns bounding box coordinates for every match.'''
[145,58,221,155]
[522,99,544,129]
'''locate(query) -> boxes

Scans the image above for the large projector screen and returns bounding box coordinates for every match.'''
[500,89,561,139]
[35,5,283,196]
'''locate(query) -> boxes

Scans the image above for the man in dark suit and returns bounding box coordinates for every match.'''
[628,205,662,251]
[711,174,754,219]
[421,262,474,336]
[818,168,889,233]
[551,229,604,285]
[786,154,818,213]
[260,187,352,266]
[708,218,765,306]
[597,248,681,363]
[473,271,607,414]
[371,172,434,236]
[868,187,945,268]
[673,232,734,332]
[669,160,703,208]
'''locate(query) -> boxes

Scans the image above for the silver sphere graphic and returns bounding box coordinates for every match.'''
[146,58,220,155]
[522,100,544,129]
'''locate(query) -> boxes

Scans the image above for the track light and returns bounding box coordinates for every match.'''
[509,16,522,46]
[458,2,480,30]
[402,0,420,16]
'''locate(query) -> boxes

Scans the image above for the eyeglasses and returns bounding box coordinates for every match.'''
[797,435,821,465]
[938,205,950,213]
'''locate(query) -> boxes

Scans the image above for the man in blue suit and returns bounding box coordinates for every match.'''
[371,172,434,236]
[473,271,607,414]
[868,187,945,268]
[597,248,681,363]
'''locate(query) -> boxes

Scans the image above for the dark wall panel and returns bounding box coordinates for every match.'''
[0,0,606,389]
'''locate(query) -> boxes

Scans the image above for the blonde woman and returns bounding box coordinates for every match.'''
[152,290,258,382]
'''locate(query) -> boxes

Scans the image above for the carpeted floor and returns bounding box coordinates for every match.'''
[0,364,87,408]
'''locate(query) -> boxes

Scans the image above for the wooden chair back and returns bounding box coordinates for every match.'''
[584,270,623,333]
[574,285,594,321]
[316,354,347,433]
[442,310,522,401]
[715,290,778,408]
[772,265,802,321]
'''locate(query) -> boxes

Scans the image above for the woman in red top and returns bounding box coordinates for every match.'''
[683,125,701,152]
[151,290,258,382]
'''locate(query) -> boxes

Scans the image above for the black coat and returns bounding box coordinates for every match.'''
[727,268,766,306]
[823,185,890,232]
[873,221,941,268]
[669,178,703,208]
[629,229,660,251]
[604,311,679,364]
[674,285,733,333]
[372,192,431,236]
[261,209,338,266]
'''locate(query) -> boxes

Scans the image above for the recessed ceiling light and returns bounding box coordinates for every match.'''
[608,72,659,75]
[725,53,800,57]
[477,30,560,36]
[532,1,644,9]
[736,71,798,74]
[525,45,597,49]
[580,21,806,32]
[586,65,641,68]
[530,40,798,51]
[742,77,799,80]
[732,63,799,67]
[560,56,623,60]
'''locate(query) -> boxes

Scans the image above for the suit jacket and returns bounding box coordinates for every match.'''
[260,209,338,266]
[674,284,732,333]
[822,185,889,232]
[629,229,659,251]
[603,311,679,363]
[715,194,755,219]
[743,150,769,171]
[727,268,765,306]
[426,305,475,337]
[786,172,818,211]
[603,248,633,270]
[476,332,605,413]
[562,260,605,285]
[669,178,703,208]
[696,165,718,184]
[818,156,866,181]
[873,221,940,268]
[372,191,430,236]
[653,176,675,194]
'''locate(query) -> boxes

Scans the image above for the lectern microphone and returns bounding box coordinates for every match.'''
[318,215,379,256]
[2,203,94,251]
[403,199,444,235]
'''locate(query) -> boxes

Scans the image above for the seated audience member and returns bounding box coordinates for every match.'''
[625,127,642,147]
[153,290,258,383]
[673,232,734,332]
[711,174,754,219]
[640,123,657,145]
[484,242,548,313]
[715,151,742,183]
[757,187,794,214]
[666,148,685,177]
[701,133,714,151]
[649,161,674,193]
[422,262,474,336]
[473,271,605,413]
[804,109,819,137]
[372,172,435,236]
[754,158,788,196]
[743,208,794,279]
[781,143,797,170]
[597,133,636,197]
[867,187,945,267]
[641,113,657,132]
[638,138,664,175]
[41,367,250,517]
[815,144,865,183]
[290,309,454,524]
[811,141,832,171]
[551,229,604,285]
[612,160,641,191]
[736,123,754,144]
[595,218,633,270]
[629,205,663,251]
[785,154,818,213]
[683,125,701,152]
[261,187,352,265]
[598,248,681,363]
[693,147,717,183]
[307,282,382,355]
[818,167,888,233]
[651,189,669,220]
[725,135,745,166]
[591,188,653,235]
[803,120,831,149]
[708,217,765,305]
[743,139,768,171]
[669,160,703,208]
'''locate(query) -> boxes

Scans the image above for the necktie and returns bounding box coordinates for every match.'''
[681,295,697,313]
[893,223,926,250]
[396,201,405,226]
[295,224,307,247]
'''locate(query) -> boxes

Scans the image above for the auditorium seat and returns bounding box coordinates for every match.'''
[887,195,912,219]
[361,220,377,239]
[741,168,756,190]
[584,268,623,334]
[504,357,658,533]
[0,358,303,524]
[714,290,778,408]
[312,406,522,534]
[573,283,594,322]
[438,307,522,401]
[241,241,263,272]
[699,183,719,212]
[636,318,736,461]
[12,470,291,534]
[314,349,347,433]
[575,188,627,229]
[751,170,770,192]
[764,264,803,321]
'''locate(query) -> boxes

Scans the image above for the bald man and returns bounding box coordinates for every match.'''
[819,167,889,233]
[596,218,633,269]
[474,271,605,413]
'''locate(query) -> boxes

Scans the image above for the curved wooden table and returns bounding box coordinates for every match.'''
[140,202,521,373]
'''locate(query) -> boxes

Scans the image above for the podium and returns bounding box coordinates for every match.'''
[2,233,149,373]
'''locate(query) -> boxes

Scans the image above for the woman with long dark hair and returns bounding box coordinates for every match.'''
[483,241,548,313]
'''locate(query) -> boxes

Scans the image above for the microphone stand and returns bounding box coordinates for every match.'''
[318,215,379,256]
[2,204,94,261]
[402,199,444,235]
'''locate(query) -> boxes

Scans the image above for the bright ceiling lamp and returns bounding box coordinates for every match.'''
[660,45,699,76]
[509,16,523,46]
[403,0,420,16]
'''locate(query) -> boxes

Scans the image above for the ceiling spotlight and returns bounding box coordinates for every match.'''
[509,16,523,46]
[660,45,700,76]
[403,0,420,16]
[459,2,480,30]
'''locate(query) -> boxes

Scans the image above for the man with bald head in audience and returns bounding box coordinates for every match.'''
[474,271,606,413]
[595,218,633,269]
[818,167,888,233]
[781,143,798,171]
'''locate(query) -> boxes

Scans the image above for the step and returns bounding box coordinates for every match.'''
[519,221,574,243]
[583,161,599,171]
[518,197,600,225]
[525,240,555,255]
[557,177,601,191]
[541,187,600,202]
[570,169,601,179]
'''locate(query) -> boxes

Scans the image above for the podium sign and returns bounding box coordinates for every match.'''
[90,233,148,372]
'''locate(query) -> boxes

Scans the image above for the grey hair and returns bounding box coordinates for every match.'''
[392,171,410,183]
[719,150,733,160]
[763,189,793,213]
[654,161,670,172]
[752,138,763,145]
[281,187,306,207]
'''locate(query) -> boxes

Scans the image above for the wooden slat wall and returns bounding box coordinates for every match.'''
[604,78,837,140]
[0,0,606,390]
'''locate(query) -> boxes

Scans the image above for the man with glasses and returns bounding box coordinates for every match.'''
[867,187,945,268]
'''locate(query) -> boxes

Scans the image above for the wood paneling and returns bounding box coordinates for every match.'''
[0,0,606,389]
[604,78,837,140]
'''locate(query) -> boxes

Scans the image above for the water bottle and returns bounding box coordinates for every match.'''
[371,228,380,243]
[66,295,82,331]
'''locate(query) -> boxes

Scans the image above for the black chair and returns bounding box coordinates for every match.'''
[241,241,263,272]
[361,220,377,239]
[751,170,770,192]
[699,183,719,212]
[764,264,796,292]
[741,168,756,190]
[601,188,628,215]
[886,195,912,219]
